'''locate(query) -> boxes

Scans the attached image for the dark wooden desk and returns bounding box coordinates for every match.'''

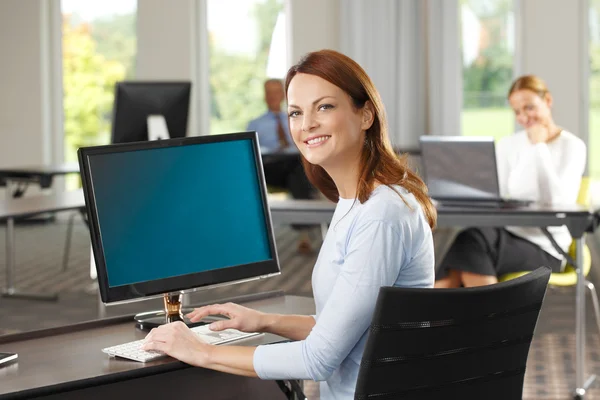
[0,293,314,400]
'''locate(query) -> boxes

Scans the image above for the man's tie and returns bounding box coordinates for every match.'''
[276,114,290,149]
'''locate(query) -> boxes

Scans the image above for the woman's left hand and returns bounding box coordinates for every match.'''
[527,123,549,144]
[142,321,212,367]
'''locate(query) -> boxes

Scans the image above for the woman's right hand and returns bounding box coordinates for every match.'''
[186,302,267,333]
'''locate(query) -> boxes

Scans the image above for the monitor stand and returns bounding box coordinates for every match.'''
[134,293,216,331]
[147,115,170,141]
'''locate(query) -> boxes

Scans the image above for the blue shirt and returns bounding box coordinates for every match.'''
[253,185,435,399]
[247,111,293,152]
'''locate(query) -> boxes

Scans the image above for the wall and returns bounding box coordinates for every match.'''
[287,0,340,64]
[136,0,208,137]
[518,0,587,144]
[136,0,195,80]
[0,1,48,169]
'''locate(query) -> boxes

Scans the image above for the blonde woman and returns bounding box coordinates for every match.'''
[435,75,586,288]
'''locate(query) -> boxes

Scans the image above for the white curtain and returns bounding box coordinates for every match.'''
[426,0,461,136]
[340,0,461,147]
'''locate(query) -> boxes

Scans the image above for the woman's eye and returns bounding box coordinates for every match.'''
[288,110,300,118]
[318,104,333,111]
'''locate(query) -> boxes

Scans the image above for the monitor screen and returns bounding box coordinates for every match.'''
[78,132,280,303]
[111,81,191,144]
[419,136,500,200]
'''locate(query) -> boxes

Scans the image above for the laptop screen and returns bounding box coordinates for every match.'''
[419,136,501,200]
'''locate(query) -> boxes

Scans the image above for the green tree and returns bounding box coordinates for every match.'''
[461,0,513,108]
[62,15,126,162]
[208,0,284,134]
[90,13,137,78]
[254,0,282,62]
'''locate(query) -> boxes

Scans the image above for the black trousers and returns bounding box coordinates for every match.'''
[262,155,315,230]
[436,227,562,279]
[262,155,314,200]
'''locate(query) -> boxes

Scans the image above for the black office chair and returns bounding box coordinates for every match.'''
[355,266,551,400]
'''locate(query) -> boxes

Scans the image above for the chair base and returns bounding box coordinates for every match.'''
[573,374,596,399]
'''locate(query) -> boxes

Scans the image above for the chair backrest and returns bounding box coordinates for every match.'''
[355,267,551,400]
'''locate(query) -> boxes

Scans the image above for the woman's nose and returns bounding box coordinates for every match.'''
[302,113,318,132]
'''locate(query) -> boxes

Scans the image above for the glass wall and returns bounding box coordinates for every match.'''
[207,0,285,135]
[460,0,515,139]
[61,0,137,173]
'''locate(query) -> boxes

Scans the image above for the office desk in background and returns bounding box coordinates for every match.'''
[0,190,86,301]
[0,148,420,197]
[0,292,314,400]
[260,148,421,171]
[0,163,80,198]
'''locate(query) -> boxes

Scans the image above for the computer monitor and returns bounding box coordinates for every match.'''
[111,81,191,144]
[78,132,280,329]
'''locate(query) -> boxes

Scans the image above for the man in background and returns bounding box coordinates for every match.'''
[247,79,315,253]
[248,78,294,151]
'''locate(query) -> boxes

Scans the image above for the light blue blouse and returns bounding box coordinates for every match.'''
[253,185,435,399]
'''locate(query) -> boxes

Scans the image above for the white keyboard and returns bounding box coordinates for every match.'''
[103,325,262,362]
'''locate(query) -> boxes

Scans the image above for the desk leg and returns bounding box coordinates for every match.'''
[5,218,14,289]
[5,181,13,200]
[574,236,596,399]
[2,217,58,301]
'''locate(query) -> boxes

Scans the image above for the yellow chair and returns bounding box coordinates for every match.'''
[499,177,600,333]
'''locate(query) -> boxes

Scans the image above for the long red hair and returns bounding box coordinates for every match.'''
[285,50,436,229]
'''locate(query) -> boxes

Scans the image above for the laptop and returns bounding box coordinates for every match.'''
[419,136,532,208]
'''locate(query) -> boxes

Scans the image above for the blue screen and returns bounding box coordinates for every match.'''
[88,139,272,287]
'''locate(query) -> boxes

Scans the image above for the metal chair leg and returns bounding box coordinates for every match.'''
[62,212,77,271]
[586,280,600,337]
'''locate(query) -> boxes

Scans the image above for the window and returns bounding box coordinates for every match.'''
[61,0,137,177]
[590,0,600,181]
[460,0,515,139]
[207,0,286,135]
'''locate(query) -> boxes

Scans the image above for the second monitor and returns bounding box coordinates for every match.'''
[111,81,191,144]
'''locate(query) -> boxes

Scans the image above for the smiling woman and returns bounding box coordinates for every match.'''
[286,74,368,181]
[435,74,587,289]
[284,50,438,222]
[143,49,436,400]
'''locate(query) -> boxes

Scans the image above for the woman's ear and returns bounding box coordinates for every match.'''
[544,92,553,109]
[361,101,375,131]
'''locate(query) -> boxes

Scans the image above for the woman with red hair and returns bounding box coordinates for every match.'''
[143,49,436,399]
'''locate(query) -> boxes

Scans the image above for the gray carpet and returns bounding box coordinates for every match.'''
[1,218,600,399]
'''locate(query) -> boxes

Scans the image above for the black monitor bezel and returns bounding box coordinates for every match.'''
[78,132,280,303]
